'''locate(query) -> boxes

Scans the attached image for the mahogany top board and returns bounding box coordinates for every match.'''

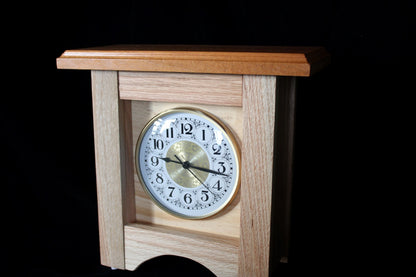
[56,44,329,76]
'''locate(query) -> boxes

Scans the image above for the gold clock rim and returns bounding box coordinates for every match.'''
[135,107,241,220]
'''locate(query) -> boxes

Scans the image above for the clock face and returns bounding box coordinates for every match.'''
[135,108,240,219]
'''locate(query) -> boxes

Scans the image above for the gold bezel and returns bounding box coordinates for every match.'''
[135,107,241,220]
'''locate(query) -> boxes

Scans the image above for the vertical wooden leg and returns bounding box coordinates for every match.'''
[240,75,277,276]
[239,76,296,276]
[91,71,135,269]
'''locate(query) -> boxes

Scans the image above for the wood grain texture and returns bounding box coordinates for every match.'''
[118,100,136,225]
[91,71,135,269]
[56,44,330,76]
[119,72,242,106]
[124,223,238,276]
[239,75,277,276]
[131,101,242,239]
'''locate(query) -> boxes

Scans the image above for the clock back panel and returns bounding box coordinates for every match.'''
[131,101,242,239]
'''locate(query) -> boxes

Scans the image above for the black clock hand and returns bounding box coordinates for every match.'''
[174,155,216,194]
[187,164,229,177]
[158,157,181,164]
[159,157,228,177]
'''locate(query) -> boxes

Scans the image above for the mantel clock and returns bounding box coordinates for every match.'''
[57,45,329,276]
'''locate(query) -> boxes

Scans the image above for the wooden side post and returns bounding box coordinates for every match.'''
[91,70,135,269]
[240,75,277,275]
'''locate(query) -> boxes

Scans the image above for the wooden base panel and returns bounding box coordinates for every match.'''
[124,223,238,276]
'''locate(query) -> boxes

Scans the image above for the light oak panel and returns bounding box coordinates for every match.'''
[239,75,277,276]
[131,101,242,239]
[91,71,136,269]
[124,223,238,276]
[119,72,242,106]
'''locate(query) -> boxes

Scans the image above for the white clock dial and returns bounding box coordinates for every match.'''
[135,108,240,219]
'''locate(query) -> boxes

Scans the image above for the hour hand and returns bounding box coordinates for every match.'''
[162,156,228,177]
[159,157,181,164]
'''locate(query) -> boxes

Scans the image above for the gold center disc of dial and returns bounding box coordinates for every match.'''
[165,140,209,188]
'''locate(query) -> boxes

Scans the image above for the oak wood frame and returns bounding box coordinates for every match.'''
[90,70,295,276]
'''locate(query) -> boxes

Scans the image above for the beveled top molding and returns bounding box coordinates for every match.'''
[57,44,330,76]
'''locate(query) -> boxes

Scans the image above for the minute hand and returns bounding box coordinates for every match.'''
[160,157,228,177]
[188,164,229,177]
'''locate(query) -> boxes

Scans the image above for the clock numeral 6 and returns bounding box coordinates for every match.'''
[183,193,193,204]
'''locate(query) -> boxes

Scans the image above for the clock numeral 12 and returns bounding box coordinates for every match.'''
[183,193,193,204]
[181,123,193,135]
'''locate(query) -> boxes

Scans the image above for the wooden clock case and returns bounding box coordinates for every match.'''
[57,45,329,276]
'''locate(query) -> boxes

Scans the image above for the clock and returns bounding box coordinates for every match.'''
[57,45,329,276]
[135,108,240,219]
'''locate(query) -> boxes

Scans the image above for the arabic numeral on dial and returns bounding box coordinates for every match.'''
[163,185,178,199]
[200,190,209,202]
[212,143,221,155]
[155,173,164,184]
[165,127,174,138]
[152,172,165,187]
[168,186,175,197]
[150,156,159,166]
[183,193,193,204]
[213,179,222,191]
[210,177,225,193]
[217,161,226,173]
[153,139,164,150]
[196,127,211,143]
[181,123,193,135]
[197,189,214,205]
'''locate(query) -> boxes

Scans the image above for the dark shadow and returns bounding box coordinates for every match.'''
[135,255,216,276]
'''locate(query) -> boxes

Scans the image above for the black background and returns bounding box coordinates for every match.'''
[3,0,412,276]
